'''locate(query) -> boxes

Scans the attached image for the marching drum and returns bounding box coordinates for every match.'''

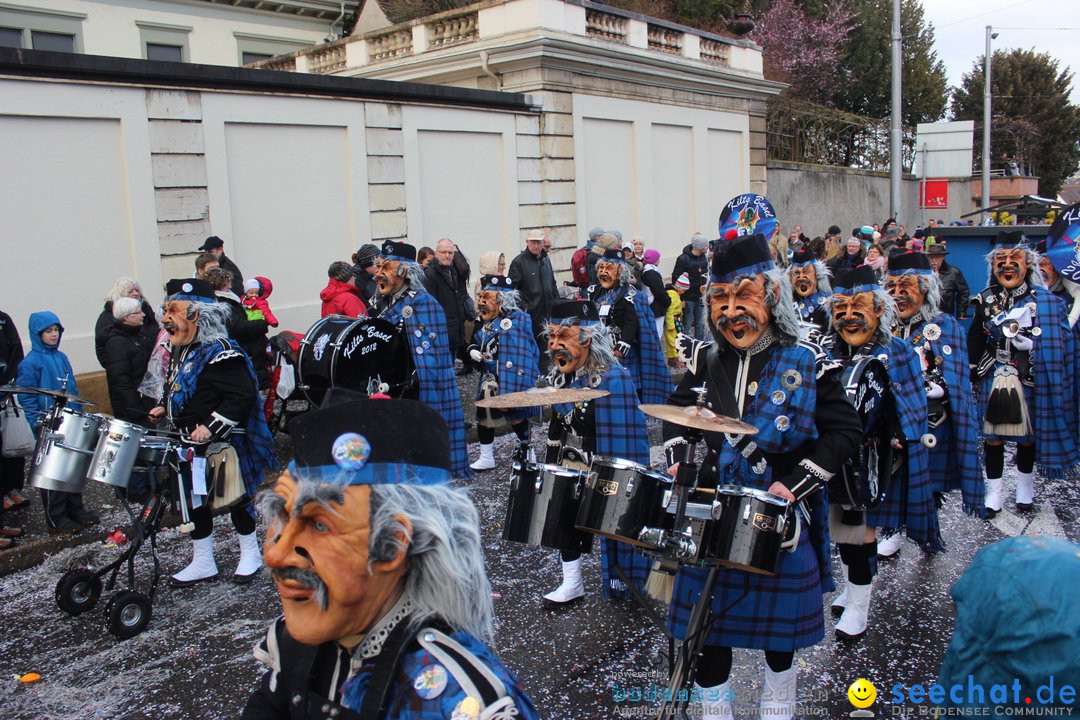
[833,355,900,511]
[297,316,415,405]
[502,462,594,553]
[135,436,172,468]
[575,456,673,549]
[29,407,104,492]
[702,485,792,576]
[87,418,148,490]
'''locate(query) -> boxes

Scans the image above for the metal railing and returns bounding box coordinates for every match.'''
[766,96,915,172]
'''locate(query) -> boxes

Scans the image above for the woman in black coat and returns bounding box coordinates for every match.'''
[206,268,271,390]
[102,297,157,422]
[95,277,160,369]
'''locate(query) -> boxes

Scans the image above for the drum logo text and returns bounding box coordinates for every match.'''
[312,334,330,361]
[753,513,776,532]
[598,480,620,496]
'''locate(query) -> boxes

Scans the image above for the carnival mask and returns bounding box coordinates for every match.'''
[547,324,590,374]
[262,471,410,647]
[162,300,198,347]
[596,260,620,290]
[884,274,925,321]
[992,248,1029,290]
[708,275,772,350]
[476,290,501,323]
[374,258,407,296]
[1038,256,1059,287]
[789,264,817,299]
[832,291,883,349]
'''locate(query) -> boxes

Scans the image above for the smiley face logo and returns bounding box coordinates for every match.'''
[848,678,876,709]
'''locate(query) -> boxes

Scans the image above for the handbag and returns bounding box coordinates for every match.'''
[1,394,36,458]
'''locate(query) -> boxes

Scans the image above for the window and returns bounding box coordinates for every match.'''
[241,51,273,65]
[0,7,84,52]
[137,22,189,63]
[234,33,313,67]
[0,26,22,48]
[31,30,75,53]
[146,42,183,62]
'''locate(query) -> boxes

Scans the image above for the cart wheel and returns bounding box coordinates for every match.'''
[55,569,103,616]
[106,590,152,639]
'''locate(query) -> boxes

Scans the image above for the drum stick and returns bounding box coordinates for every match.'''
[694,487,716,495]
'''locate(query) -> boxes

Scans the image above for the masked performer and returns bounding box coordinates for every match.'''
[587,249,672,404]
[148,279,277,586]
[788,248,831,335]
[467,275,541,470]
[663,234,862,720]
[369,241,471,479]
[243,397,539,720]
[1034,237,1080,436]
[967,232,1078,515]
[825,265,942,638]
[880,251,983,558]
[542,300,652,607]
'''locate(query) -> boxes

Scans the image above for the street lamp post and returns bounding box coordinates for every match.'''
[890,0,902,223]
[981,26,998,224]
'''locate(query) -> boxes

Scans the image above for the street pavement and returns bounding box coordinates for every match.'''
[0,374,1075,720]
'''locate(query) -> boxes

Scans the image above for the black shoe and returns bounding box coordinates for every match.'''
[1015,502,1034,513]
[48,517,82,536]
[70,509,100,527]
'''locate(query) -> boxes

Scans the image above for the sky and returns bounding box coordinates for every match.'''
[921,0,1080,107]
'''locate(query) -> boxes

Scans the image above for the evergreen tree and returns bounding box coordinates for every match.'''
[829,0,947,125]
[952,49,1080,199]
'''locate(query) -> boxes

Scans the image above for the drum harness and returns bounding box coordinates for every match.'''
[896,320,949,429]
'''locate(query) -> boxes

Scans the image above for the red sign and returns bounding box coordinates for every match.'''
[920,178,948,209]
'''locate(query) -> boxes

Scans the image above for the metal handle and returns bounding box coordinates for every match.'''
[54,441,95,456]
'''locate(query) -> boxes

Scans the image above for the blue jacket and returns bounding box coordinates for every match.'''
[16,311,80,428]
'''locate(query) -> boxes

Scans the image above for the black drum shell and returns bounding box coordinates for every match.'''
[297,316,414,405]
[502,461,593,554]
[575,456,672,549]
[701,485,791,576]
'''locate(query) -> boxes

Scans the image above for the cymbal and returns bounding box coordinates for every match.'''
[639,404,758,435]
[476,387,609,409]
[0,386,96,406]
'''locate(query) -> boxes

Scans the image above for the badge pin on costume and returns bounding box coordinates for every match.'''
[331,433,370,471]
[780,370,802,391]
[748,381,759,395]
[452,696,481,720]
[771,390,786,405]
[402,306,413,319]
[500,318,513,330]
[774,415,791,432]
[413,664,448,700]
[923,323,942,341]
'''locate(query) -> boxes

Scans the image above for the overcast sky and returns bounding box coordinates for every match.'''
[921,0,1080,107]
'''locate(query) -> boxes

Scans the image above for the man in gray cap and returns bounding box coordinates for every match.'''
[672,233,709,339]
[352,243,380,303]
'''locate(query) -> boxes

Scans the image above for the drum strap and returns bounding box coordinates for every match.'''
[707,355,771,477]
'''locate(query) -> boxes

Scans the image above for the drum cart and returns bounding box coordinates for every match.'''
[53,447,194,640]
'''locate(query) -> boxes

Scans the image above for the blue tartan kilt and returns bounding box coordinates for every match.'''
[928,421,954,494]
[599,538,651,601]
[977,374,1035,443]
[867,465,910,531]
[665,525,824,652]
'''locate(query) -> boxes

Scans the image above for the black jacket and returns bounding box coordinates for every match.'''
[217,294,270,389]
[508,249,558,324]
[102,320,156,422]
[423,262,468,348]
[937,262,971,318]
[641,267,671,318]
[0,310,24,385]
[95,300,160,369]
[219,253,245,298]
[671,246,708,302]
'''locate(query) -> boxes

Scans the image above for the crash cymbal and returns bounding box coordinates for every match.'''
[476,386,609,409]
[0,386,97,406]
[638,404,758,435]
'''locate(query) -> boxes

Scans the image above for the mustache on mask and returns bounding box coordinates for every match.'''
[715,314,760,331]
[163,322,179,333]
[272,567,329,611]
[550,348,573,364]
[837,317,870,332]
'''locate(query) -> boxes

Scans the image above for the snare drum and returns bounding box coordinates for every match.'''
[502,462,593,553]
[29,407,104,492]
[702,485,792,576]
[87,418,148,489]
[135,436,172,468]
[575,456,673,549]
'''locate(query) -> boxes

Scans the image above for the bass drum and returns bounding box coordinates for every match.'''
[297,316,415,406]
[832,355,901,511]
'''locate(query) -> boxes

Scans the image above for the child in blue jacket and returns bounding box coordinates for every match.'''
[17,311,99,534]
